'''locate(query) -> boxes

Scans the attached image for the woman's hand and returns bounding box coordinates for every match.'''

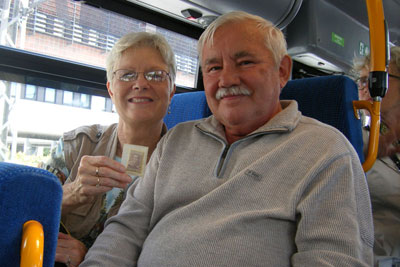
[55,232,87,267]
[62,155,132,214]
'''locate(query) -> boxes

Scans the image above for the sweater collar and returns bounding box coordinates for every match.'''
[195,100,301,141]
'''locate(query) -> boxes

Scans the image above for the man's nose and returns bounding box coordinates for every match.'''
[218,65,240,88]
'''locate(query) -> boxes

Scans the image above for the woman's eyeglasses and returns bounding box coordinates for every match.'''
[355,76,368,90]
[356,74,400,90]
[389,73,400,81]
[113,70,170,82]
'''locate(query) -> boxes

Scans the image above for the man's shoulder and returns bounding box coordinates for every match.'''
[297,115,356,153]
[298,115,342,134]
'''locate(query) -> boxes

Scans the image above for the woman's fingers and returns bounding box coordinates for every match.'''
[72,155,132,199]
[55,233,88,267]
[64,155,133,207]
[58,232,72,239]
[82,155,126,173]
[80,156,132,185]
[93,165,132,185]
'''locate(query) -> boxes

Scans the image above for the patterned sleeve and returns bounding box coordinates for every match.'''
[43,138,69,184]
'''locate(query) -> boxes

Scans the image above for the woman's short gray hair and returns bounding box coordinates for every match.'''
[390,46,400,74]
[197,11,288,67]
[106,32,176,85]
[352,54,371,75]
[352,46,400,76]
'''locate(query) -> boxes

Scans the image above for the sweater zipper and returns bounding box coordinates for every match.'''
[197,130,229,177]
[197,126,288,177]
[216,144,230,177]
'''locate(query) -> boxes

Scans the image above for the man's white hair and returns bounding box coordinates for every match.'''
[197,11,288,67]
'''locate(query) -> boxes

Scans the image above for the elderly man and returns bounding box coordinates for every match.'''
[81,11,373,266]
[353,46,400,264]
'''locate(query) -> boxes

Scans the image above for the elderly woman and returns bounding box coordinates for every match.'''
[353,46,400,265]
[46,31,176,266]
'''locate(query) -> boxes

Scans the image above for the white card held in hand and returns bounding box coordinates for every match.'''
[121,144,148,177]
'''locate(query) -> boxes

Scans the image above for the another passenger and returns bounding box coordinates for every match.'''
[353,46,400,264]
[82,11,373,266]
[45,31,176,266]
[354,54,373,103]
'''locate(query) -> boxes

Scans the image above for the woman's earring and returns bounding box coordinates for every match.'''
[168,105,171,114]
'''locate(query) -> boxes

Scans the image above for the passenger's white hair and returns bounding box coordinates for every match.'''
[352,46,400,76]
[106,32,176,86]
[389,46,400,74]
[197,11,288,67]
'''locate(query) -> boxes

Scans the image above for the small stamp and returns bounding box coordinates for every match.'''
[121,144,148,177]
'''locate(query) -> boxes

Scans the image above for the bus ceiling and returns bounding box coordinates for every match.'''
[81,0,399,75]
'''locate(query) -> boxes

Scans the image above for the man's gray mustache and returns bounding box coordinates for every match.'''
[215,86,251,100]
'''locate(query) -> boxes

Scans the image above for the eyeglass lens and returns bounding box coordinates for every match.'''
[114,70,169,82]
[357,77,368,89]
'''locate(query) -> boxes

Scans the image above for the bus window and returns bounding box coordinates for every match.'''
[1,0,199,87]
[0,0,199,165]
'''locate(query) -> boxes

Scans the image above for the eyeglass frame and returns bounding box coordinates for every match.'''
[112,69,171,83]
[355,76,369,90]
[389,73,400,81]
[355,74,400,90]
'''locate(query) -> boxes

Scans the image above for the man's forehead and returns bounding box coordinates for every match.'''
[203,50,256,65]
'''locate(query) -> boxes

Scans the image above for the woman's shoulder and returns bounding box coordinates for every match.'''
[63,123,118,143]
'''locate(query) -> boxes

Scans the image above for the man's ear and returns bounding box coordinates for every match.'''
[279,55,292,89]
[107,81,114,98]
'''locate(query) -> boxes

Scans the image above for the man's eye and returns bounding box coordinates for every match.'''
[208,66,221,72]
[239,60,253,66]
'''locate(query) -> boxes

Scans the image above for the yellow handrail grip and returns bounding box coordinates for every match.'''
[353,100,381,172]
[366,0,386,72]
[353,0,387,172]
[20,220,44,267]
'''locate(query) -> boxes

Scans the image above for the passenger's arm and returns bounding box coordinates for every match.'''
[62,155,132,215]
[292,152,374,266]
[55,232,87,266]
[80,147,160,266]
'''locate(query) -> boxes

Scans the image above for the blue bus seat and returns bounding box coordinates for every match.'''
[0,162,63,267]
[280,75,364,162]
[164,75,363,162]
[164,90,212,129]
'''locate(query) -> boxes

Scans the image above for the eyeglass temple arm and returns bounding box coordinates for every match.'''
[353,0,388,172]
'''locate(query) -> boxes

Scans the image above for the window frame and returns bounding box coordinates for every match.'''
[44,88,56,103]
[24,84,37,100]
[0,0,205,95]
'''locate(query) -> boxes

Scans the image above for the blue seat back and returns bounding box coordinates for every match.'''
[164,90,212,129]
[280,75,364,162]
[0,162,62,267]
[163,75,363,162]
